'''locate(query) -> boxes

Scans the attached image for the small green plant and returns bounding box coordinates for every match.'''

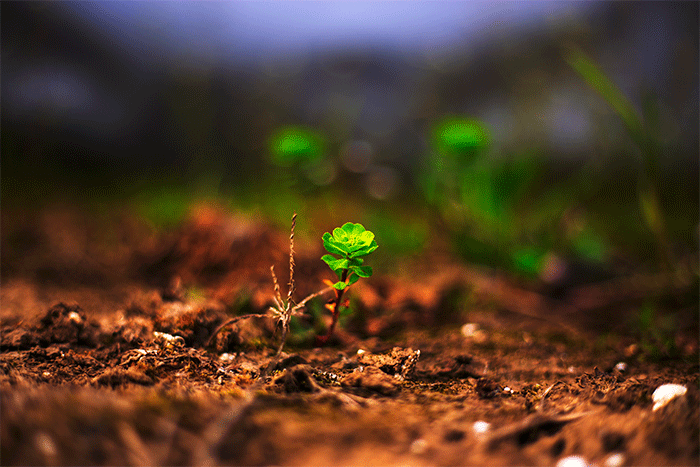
[208,217,377,362]
[317,222,378,343]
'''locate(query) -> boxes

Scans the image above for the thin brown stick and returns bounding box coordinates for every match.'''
[287,212,296,304]
[272,285,334,358]
[208,213,335,368]
[271,265,283,309]
[206,313,270,347]
[293,285,334,311]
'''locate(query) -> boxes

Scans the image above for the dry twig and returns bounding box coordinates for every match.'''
[207,213,333,366]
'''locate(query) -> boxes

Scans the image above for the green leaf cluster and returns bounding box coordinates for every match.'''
[321,222,378,290]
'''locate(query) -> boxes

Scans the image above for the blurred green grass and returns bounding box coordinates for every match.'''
[2,43,697,281]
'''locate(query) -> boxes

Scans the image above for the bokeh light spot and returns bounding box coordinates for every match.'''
[365,165,399,200]
[341,140,374,173]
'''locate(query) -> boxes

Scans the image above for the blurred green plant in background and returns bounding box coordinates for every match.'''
[268,125,326,168]
[422,117,490,207]
[564,45,675,271]
[267,125,337,191]
[421,114,611,279]
[636,301,679,361]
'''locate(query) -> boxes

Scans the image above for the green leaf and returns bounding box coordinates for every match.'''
[341,222,363,237]
[432,117,490,158]
[347,233,374,254]
[350,239,378,257]
[350,265,373,278]
[564,46,644,150]
[333,281,347,290]
[268,126,326,167]
[358,230,374,246]
[325,257,349,271]
[323,232,348,256]
[347,274,361,286]
[323,222,377,283]
[333,226,349,243]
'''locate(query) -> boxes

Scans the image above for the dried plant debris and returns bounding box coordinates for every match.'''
[356,346,420,380]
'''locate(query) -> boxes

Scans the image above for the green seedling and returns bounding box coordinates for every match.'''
[318,222,378,344]
[208,217,377,365]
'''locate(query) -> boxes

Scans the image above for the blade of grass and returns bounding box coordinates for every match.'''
[564,45,673,269]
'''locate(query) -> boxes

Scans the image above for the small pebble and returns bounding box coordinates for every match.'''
[614,362,627,372]
[555,455,589,467]
[34,431,57,459]
[652,383,687,411]
[604,452,625,467]
[153,331,185,348]
[219,353,236,363]
[68,311,83,324]
[461,323,487,342]
[461,323,479,337]
[472,421,490,435]
[410,438,427,455]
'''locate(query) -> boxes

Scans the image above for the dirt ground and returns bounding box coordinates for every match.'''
[1,204,698,466]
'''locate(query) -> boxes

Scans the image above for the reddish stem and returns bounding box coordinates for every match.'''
[316,269,348,345]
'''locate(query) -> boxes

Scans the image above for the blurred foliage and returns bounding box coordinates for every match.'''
[421,118,608,278]
[268,125,326,168]
[2,4,696,289]
[413,43,696,280]
[134,185,197,229]
[422,117,490,206]
[564,45,674,269]
[431,117,490,161]
[636,302,680,361]
[367,211,427,260]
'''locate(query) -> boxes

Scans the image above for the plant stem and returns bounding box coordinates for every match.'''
[318,269,348,344]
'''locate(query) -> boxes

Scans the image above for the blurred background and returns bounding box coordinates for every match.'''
[2,1,698,282]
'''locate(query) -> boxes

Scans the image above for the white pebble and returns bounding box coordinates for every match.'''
[34,431,57,462]
[604,452,625,467]
[153,331,185,347]
[410,438,427,455]
[219,353,235,363]
[555,455,589,467]
[614,362,627,372]
[472,421,491,435]
[461,323,487,342]
[461,323,479,337]
[652,383,687,411]
[68,311,83,324]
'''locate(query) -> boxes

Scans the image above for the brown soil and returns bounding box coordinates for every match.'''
[1,204,698,466]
